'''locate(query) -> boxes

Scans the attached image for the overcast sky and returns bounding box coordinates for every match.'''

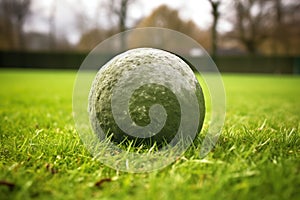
[24,0,232,44]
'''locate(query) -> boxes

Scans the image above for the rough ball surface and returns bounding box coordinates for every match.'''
[88,48,205,147]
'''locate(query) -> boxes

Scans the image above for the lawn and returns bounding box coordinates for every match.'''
[0,69,299,200]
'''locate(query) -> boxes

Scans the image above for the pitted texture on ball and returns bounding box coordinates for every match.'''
[88,48,205,146]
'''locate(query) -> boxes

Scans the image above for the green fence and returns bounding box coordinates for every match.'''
[214,56,296,74]
[0,51,299,74]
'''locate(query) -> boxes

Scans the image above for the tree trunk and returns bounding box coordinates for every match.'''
[212,3,219,58]
[209,0,220,59]
[119,0,128,50]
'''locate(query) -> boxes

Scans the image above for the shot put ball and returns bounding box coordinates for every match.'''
[88,48,205,147]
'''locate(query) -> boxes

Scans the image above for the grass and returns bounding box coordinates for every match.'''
[0,69,299,200]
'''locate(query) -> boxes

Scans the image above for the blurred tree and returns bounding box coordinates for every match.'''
[106,0,136,32]
[229,0,272,54]
[74,0,134,52]
[49,0,57,50]
[250,0,300,55]
[270,0,299,55]
[24,31,73,51]
[0,0,31,50]
[108,0,135,50]
[105,0,136,50]
[77,28,105,51]
[77,28,117,51]
[270,0,283,54]
[71,0,93,39]
[134,5,211,51]
[223,0,300,55]
[208,0,221,58]
[0,10,16,49]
